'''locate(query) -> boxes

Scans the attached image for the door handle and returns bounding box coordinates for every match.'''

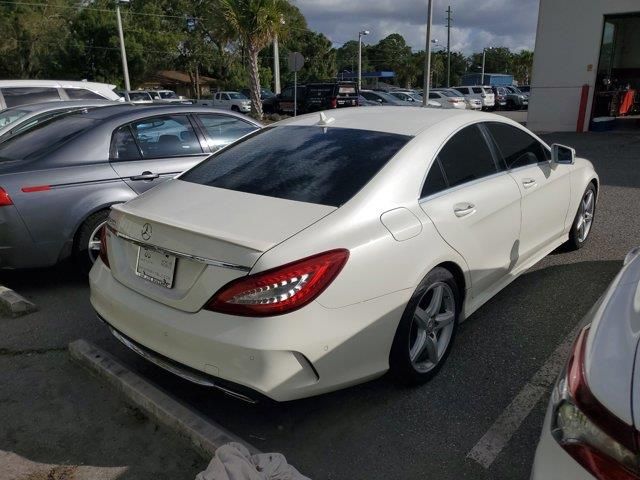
[522,178,537,188]
[130,171,159,181]
[454,203,476,217]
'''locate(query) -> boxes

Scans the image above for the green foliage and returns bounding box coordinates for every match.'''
[0,3,534,95]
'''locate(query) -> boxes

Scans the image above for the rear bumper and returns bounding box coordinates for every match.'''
[89,260,410,401]
[531,403,595,480]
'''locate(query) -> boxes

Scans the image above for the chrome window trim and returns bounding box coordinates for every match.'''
[419,170,509,204]
[113,230,251,272]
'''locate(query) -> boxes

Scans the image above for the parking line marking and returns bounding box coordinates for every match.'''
[466,322,583,469]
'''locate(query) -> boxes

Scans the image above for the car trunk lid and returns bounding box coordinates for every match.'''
[107,178,336,312]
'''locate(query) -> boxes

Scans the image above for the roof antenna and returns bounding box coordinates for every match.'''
[317,111,335,126]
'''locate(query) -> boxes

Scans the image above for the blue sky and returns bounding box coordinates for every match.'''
[295,0,540,54]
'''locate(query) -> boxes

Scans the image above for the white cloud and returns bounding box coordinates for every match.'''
[294,0,539,54]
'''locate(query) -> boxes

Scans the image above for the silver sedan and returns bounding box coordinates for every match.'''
[0,104,260,270]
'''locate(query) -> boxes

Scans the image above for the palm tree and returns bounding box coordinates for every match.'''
[217,0,289,118]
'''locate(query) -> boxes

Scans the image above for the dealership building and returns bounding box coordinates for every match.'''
[528,0,640,132]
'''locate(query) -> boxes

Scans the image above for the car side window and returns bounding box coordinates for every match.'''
[429,92,439,99]
[1,87,61,108]
[438,124,498,188]
[485,122,548,169]
[197,114,258,151]
[64,88,105,100]
[472,87,483,94]
[421,158,448,198]
[111,126,142,161]
[129,115,203,158]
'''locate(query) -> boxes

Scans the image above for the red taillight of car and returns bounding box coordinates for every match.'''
[551,327,640,480]
[330,97,337,108]
[205,249,349,317]
[0,187,13,207]
[99,225,111,268]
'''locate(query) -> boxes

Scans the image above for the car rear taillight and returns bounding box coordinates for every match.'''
[205,249,349,317]
[330,97,337,108]
[551,327,640,479]
[0,187,12,207]
[99,225,111,268]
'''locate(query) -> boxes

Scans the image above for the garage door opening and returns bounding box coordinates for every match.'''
[592,13,640,130]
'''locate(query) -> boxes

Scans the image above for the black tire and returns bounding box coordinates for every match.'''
[566,183,596,251]
[506,99,515,110]
[231,105,240,112]
[74,209,109,272]
[390,267,461,385]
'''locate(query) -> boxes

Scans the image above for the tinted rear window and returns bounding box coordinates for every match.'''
[0,114,96,162]
[181,126,411,207]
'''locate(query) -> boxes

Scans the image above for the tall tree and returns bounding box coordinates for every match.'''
[216,0,289,118]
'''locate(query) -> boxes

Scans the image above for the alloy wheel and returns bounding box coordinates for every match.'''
[576,189,595,243]
[88,221,107,264]
[409,282,456,373]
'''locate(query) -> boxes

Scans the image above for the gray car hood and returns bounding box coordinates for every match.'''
[584,250,640,427]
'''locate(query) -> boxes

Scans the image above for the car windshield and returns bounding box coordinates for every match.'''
[181,126,412,207]
[228,93,247,99]
[0,113,97,162]
[439,90,459,98]
[0,109,28,128]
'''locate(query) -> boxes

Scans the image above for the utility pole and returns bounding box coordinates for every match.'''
[446,6,452,87]
[422,0,433,107]
[273,34,281,94]
[273,15,285,94]
[115,0,131,91]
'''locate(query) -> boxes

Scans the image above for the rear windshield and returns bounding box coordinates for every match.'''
[181,126,411,207]
[0,114,96,162]
[307,85,334,97]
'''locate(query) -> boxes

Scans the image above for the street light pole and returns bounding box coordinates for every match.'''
[481,48,487,85]
[115,1,131,91]
[358,30,369,91]
[446,5,452,87]
[422,0,433,107]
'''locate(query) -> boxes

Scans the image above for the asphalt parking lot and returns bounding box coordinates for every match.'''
[2,131,640,479]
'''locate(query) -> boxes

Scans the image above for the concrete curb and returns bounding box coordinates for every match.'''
[0,285,37,318]
[68,339,261,458]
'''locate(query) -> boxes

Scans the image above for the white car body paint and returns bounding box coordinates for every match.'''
[532,249,640,479]
[90,107,599,401]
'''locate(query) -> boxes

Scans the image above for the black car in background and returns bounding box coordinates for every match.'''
[304,82,358,112]
[263,81,359,115]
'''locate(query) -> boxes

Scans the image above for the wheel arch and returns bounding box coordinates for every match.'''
[70,202,124,254]
[434,261,467,312]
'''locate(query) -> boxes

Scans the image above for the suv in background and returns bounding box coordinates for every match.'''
[491,86,508,110]
[504,85,529,110]
[304,82,358,112]
[0,80,121,110]
[263,84,306,115]
[240,88,275,101]
[455,85,495,110]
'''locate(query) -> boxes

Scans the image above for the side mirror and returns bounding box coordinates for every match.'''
[551,143,576,164]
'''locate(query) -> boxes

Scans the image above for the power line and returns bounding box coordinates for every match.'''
[0,1,201,20]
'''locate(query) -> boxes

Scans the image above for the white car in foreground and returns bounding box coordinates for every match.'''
[532,247,640,480]
[90,107,599,402]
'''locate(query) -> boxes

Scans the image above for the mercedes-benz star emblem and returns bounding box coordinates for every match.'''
[141,223,152,241]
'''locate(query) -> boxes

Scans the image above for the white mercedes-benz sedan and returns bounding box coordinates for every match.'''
[532,247,640,480]
[90,107,599,402]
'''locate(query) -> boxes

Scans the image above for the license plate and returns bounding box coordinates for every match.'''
[135,247,176,288]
